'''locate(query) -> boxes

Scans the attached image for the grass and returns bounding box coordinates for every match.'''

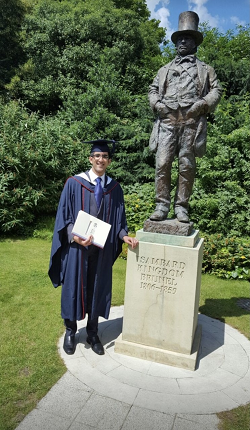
[0,236,249,430]
[199,274,250,339]
[218,405,250,430]
[0,238,65,430]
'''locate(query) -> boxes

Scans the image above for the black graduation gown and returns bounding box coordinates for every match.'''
[48,175,128,321]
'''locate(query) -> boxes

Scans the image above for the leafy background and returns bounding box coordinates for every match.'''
[0,0,249,280]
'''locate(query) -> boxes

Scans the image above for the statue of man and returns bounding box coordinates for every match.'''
[149,11,222,223]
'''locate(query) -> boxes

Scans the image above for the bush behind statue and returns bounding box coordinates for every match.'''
[0,94,249,280]
[201,233,249,281]
[121,183,249,281]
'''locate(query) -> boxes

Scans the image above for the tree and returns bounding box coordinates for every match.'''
[197,24,250,97]
[189,94,250,237]
[6,0,164,113]
[1,3,249,237]
[0,0,25,91]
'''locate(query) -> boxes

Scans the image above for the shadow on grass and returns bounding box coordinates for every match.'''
[199,297,250,319]
[197,297,250,366]
[0,215,55,242]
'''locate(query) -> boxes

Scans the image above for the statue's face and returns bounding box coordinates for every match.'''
[176,34,197,56]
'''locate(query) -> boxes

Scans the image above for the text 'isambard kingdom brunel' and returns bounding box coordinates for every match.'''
[136,256,186,294]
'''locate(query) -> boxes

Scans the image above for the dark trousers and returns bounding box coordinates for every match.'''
[64,244,99,338]
[64,316,98,338]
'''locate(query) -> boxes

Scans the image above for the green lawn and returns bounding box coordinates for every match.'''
[0,237,249,430]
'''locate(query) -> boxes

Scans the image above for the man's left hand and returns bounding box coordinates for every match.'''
[123,236,139,249]
[186,100,208,118]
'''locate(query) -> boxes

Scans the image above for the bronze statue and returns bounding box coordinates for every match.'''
[149,11,222,223]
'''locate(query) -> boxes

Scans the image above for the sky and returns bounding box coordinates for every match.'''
[146,0,250,40]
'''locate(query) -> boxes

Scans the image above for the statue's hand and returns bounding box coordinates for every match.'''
[186,100,208,118]
[155,102,170,118]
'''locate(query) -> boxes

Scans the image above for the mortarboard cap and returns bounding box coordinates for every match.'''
[82,139,116,156]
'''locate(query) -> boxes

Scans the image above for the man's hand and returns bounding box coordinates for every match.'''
[73,235,93,247]
[186,100,208,119]
[123,236,139,249]
[155,102,170,118]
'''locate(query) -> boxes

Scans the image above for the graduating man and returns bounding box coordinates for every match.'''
[149,11,222,223]
[49,140,138,356]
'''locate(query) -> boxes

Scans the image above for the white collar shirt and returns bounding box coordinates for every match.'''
[76,169,112,186]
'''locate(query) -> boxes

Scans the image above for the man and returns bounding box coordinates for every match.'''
[49,140,138,356]
[149,11,222,223]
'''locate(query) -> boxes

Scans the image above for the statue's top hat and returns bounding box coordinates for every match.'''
[171,11,203,46]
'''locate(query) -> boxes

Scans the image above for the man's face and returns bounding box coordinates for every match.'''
[89,152,111,176]
[176,34,197,56]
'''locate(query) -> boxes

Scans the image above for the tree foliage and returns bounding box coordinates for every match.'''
[0,0,26,90]
[6,0,164,112]
[189,94,250,237]
[0,0,249,241]
[197,24,250,97]
[0,99,88,232]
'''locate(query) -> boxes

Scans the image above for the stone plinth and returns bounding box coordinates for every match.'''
[136,228,199,248]
[144,218,194,236]
[115,230,203,370]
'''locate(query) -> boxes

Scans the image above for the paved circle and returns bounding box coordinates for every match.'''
[60,306,250,415]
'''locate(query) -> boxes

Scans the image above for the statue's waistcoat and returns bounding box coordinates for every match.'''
[163,60,200,110]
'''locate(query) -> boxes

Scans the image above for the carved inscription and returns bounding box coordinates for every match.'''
[136,256,186,294]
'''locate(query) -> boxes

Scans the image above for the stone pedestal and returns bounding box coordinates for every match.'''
[115,229,204,370]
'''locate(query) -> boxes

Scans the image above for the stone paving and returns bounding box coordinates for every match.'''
[16,306,250,430]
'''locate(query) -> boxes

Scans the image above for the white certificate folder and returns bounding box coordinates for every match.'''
[72,210,111,248]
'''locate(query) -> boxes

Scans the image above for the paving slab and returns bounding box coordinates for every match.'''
[74,394,131,429]
[16,408,72,430]
[37,372,92,419]
[15,306,250,430]
[121,406,175,430]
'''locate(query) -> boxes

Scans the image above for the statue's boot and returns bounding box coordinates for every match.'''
[150,208,169,221]
[176,211,189,223]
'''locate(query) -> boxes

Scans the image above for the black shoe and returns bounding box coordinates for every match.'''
[86,335,104,355]
[63,333,76,355]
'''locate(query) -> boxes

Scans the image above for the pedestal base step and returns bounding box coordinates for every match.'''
[115,325,202,371]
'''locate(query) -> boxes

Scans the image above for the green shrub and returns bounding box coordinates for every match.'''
[189,95,250,238]
[0,99,90,234]
[123,182,155,232]
[122,182,249,280]
[201,233,250,280]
